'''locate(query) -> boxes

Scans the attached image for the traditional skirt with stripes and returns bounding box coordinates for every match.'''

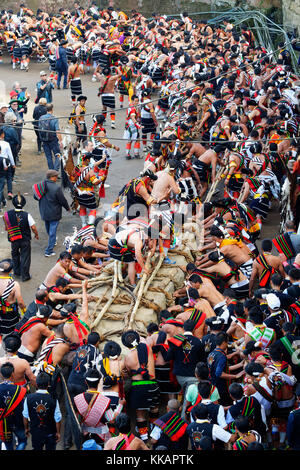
[239,259,254,279]
[129,380,160,410]
[48,55,56,71]
[228,175,244,193]
[178,177,198,202]
[151,66,165,84]
[91,48,101,64]
[66,47,75,61]
[76,191,97,209]
[70,78,82,96]
[78,48,88,63]
[101,93,115,109]
[6,39,15,54]
[13,45,22,59]
[249,194,270,219]
[108,237,135,263]
[230,279,250,299]
[150,201,174,229]
[141,117,156,135]
[155,364,181,394]
[192,160,210,182]
[98,52,110,69]
[0,302,20,335]
[20,45,32,57]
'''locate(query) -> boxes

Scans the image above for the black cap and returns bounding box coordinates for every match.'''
[60,302,77,317]
[121,330,140,349]
[12,193,26,209]
[37,304,53,318]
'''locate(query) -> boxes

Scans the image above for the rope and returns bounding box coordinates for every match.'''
[6,35,298,125]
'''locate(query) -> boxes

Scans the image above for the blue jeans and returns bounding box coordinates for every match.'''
[2,427,27,450]
[57,67,68,88]
[0,174,6,205]
[45,220,59,255]
[42,139,60,171]
[5,166,14,193]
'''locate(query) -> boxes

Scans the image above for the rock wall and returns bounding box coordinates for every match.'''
[282,0,300,35]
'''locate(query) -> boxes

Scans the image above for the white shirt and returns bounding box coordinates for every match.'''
[0,140,15,167]
[190,399,227,428]
[193,419,232,443]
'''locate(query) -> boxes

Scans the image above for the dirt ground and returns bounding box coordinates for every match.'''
[0,53,282,450]
[0,55,147,305]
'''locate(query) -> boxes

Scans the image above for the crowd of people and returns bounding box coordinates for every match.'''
[0,2,300,452]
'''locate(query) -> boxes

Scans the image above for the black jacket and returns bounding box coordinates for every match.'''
[167,333,206,377]
[32,104,47,129]
[37,179,69,221]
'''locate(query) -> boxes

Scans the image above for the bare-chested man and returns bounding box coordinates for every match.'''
[196,250,250,300]
[40,251,83,289]
[67,56,84,103]
[16,304,53,365]
[98,66,122,128]
[122,329,160,441]
[249,239,285,297]
[192,147,223,199]
[108,219,155,286]
[210,225,254,280]
[0,333,36,386]
[34,323,70,374]
[185,141,206,161]
[0,259,26,338]
[188,274,230,323]
[150,159,181,203]
[175,303,216,339]
[149,159,181,262]
[61,280,91,352]
[146,320,182,399]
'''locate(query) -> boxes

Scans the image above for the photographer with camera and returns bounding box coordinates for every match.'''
[36,70,55,104]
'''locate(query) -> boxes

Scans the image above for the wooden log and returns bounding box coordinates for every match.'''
[128,253,152,330]
[92,260,119,328]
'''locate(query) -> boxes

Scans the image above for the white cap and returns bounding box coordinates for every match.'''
[0,103,9,109]
[40,70,47,76]
[266,293,281,310]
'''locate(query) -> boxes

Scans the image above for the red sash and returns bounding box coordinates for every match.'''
[0,385,26,441]
[15,317,43,335]
[114,432,135,450]
[68,313,89,346]
[256,254,275,287]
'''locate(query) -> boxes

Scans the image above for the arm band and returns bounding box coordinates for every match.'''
[63,273,72,281]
